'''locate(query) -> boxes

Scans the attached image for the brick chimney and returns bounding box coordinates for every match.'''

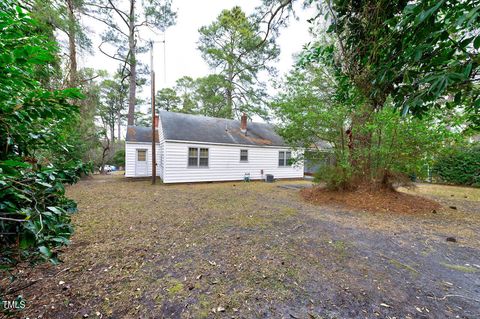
[154,115,159,129]
[240,113,247,134]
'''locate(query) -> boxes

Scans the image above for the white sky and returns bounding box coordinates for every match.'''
[80,0,314,88]
[78,0,315,132]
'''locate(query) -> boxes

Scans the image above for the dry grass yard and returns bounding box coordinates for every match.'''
[9,175,480,318]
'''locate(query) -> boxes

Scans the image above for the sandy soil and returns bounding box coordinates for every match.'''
[4,175,480,319]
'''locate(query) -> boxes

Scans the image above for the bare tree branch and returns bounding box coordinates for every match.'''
[107,0,130,26]
[82,11,128,37]
[98,41,130,64]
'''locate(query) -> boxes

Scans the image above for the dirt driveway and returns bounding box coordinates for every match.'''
[13,175,480,318]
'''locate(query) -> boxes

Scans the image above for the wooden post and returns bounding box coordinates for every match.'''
[151,41,156,184]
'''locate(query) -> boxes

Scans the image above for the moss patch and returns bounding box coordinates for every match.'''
[167,280,184,296]
[441,263,478,273]
[388,258,419,275]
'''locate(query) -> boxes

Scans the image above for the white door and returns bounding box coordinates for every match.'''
[136,149,148,176]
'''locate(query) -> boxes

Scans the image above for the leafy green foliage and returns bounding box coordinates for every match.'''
[0,1,88,275]
[98,73,128,142]
[432,145,480,187]
[313,164,354,191]
[273,50,464,190]
[194,74,233,118]
[111,149,126,168]
[25,0,92,56]
[174,76,198,114]
[155,74,242,118]
[304,0,479,125]
[198,6,279,118]
[389,0,479,120]
[285,0,479,188]
[75,68,107,162]
[156,88,181,112]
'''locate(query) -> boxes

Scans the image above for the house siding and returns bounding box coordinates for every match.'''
[125,142,163,178]
[162,141,303,183]
[157,118,165,178]
[125,119,166,178]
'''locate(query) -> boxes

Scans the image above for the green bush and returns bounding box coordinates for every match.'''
[0,1,86,281]
[111,149,126,167]
[313,152,355,191]
[432,145,480,187]
[0,160,91,265]
[314,165,354,191]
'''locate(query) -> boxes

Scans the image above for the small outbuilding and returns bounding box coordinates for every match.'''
[125,111,304,183]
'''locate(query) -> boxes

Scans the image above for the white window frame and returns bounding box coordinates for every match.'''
[137,149,147,162]
[188,147,209,168]
[240,149,248,162]
[278,150,292,167]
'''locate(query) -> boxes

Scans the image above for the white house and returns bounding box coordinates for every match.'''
[125,111,304,183]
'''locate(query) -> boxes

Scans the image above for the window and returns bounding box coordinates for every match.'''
[279,151,292,167]
[199,148,209,167]
[137,149,147,161]
[240,149,248,162]
[188,148,198,166]
[286,151,292,166]
[188,147,209,167]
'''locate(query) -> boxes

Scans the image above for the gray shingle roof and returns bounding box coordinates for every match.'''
[126,111,287,147]
[126,126,159,143]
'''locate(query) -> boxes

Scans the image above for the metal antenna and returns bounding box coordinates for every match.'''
[150,41,156,185]
[163,32,167,84]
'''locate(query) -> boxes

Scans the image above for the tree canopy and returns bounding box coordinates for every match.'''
[88,0,177,125]
[198,6,280,118]
[303,0,479,124]
[273,0,479,189]
[156,87,181,112]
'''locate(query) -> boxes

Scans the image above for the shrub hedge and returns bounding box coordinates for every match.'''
[432,144,480,187]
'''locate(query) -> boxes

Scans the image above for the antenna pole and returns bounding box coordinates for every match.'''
[151,41,156,185]
[163,33,166,83]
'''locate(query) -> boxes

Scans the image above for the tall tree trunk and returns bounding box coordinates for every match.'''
[127,0,136,126]
[100,138,110,174]
[66,0,77,87]
[226,85,233,118]
[110,122,115,154]
[349,103,380,188]
[117,111,121,141]
[226,65,234,119]
[224,35,235,118]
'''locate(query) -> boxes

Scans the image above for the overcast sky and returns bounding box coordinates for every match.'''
[79,0,315,90]
[77,0,315,134]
